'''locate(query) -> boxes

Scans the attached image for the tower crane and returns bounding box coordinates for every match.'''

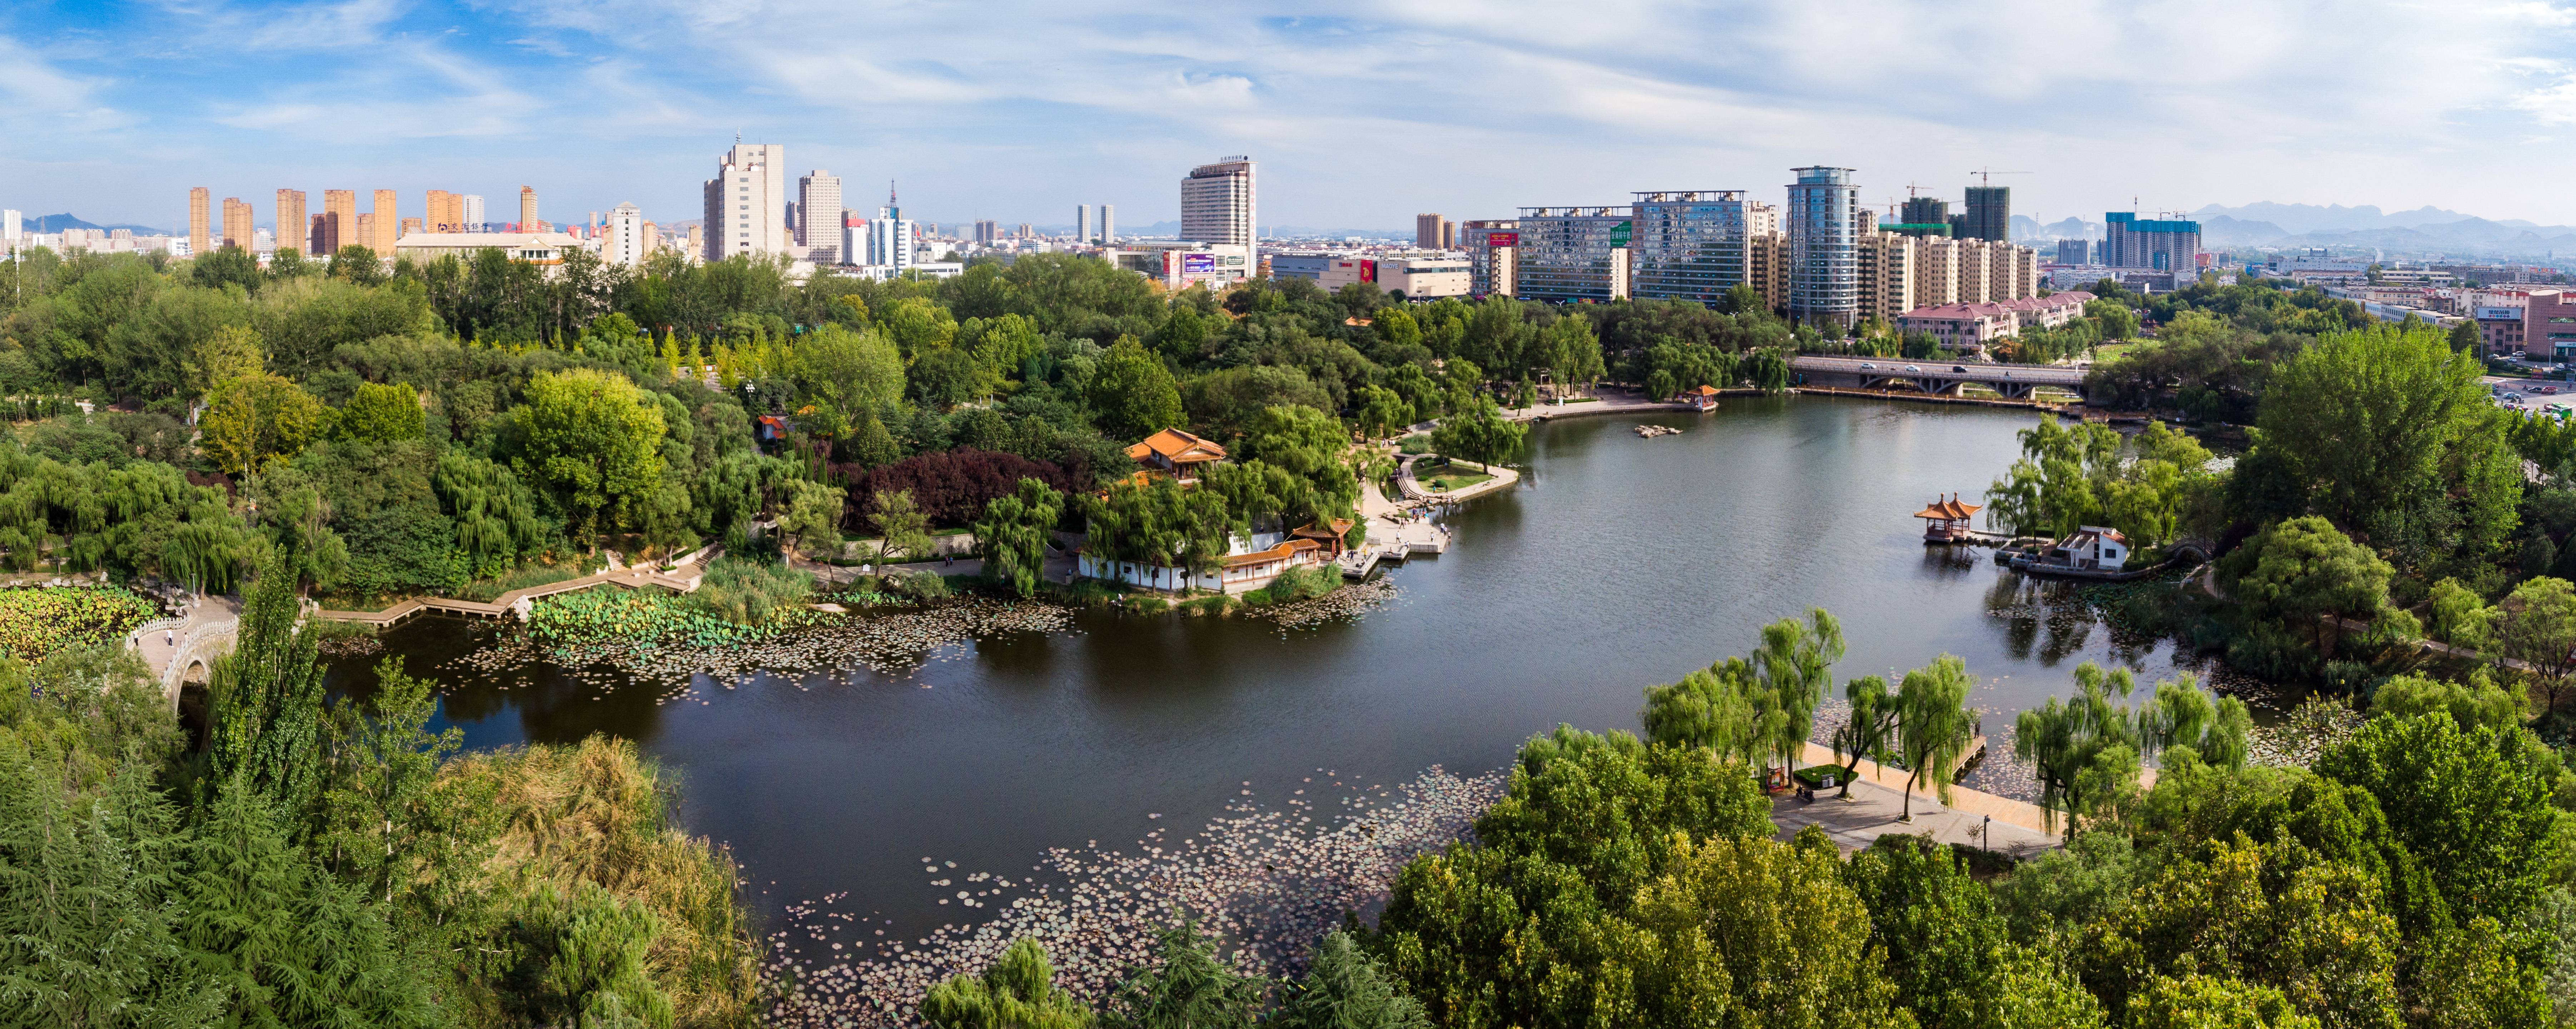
[1970,168,2030,185]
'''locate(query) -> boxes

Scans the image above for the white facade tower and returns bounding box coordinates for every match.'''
[798,169,843,263]
[702,140,789,261]
[604,202,646,268]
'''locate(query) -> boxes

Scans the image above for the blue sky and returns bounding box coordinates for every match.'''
[10,0,2576,233]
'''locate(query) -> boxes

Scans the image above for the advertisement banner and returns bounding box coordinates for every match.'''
[1485,232,1519,247]
[1608,221,1632,248]
[1183,252,1216,274]
[1360,259,1377,283]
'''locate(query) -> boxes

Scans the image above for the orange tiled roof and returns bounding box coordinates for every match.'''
[1222,538,1321,569]
[1291,519,1354,539]
[1685,385,1721,397]
[1125,428,1228,464]
[1914,497,1983,520]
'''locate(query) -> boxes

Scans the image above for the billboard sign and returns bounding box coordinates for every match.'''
[1183,252,1216,274]
[1608,220,1633,248]
[1360,259,1377,283]
[1485,232,1519,247]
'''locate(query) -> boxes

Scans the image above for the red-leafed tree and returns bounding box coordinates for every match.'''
[835,447,1079,529]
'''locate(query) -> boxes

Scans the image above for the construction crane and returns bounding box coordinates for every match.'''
[1970,168,2030,185]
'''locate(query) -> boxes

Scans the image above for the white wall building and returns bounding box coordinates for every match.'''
[460,195,484,232]
[702,141,789,261]
[2,210,19,245]
[1182,156,1255,271]
[603,203,647,268]
[798,170,842,263]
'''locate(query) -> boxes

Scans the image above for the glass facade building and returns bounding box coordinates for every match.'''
[1514,206,1632,303]
[1629,191,1774,305]
[1785,167,1860,327]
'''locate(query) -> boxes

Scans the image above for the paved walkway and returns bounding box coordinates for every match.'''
[312,547,719,625]
[1500,388,1696,422]
[1772,775,2059,859]
[131,593,240,683]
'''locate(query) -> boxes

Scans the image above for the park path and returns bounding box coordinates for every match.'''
[311,547,720,626]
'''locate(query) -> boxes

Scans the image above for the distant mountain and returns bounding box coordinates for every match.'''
[2195,215,2291,246]
[2188,202,2484,236]
[23,213,169,235]
[2025,216,2100,241]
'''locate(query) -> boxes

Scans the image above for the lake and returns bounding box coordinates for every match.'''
[332,395,2206,959]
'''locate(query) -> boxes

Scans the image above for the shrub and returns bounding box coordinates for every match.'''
[683,557,814,628]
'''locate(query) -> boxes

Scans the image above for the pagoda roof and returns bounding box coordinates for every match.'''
[1914,496,1983,520]
[1125,428,1228,464]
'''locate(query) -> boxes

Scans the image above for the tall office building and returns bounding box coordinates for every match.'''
[1961,186,2010,243]
[321,189,355,254]
[1416,214,1456,251]
[702,142,789,260]
[275,190,307,255]
[1075,205,1091,243]
[426,189,463,232]
[1101,204,1115,244]
[604,202,647,267]
[1784,167,1861,328]
[188,187,211,257]
[518,186,541,230]
[461,194,485,231]
[372,189,399,251]
[859,184,917,269]
[221,197,253,250]
[1514,206,1632,303]
[1181,156,1256,268]
[1629,191,1777,305]
[2103,212,2202,272]
[797,170,842,262]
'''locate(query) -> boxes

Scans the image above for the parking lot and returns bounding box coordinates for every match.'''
[2486,370,2574,417]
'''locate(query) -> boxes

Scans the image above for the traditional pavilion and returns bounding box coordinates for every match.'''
[1125,428,1228,482]
[1681,384,1722,411]
[1914,494,1983,543]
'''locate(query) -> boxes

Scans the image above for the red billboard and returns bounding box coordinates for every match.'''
[1360,259,1377,282]
[1485,232,1519,247]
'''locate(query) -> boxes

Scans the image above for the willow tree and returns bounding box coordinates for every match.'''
[1644,607,1844,778]
[1894,654,1976,822]
[2014,662,2142,838]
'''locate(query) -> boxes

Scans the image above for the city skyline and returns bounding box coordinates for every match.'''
[8,2,2576,229]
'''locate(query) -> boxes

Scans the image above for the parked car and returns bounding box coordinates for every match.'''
[2543,385,2560,394]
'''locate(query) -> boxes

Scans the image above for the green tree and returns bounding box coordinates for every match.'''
[910,346,986,410]
[2425,577,2495,651]
[326,244,386,286]
[791,324,904,426]
[1240,404,1358,526]
[2223,516,2394,654]
[973,478,1065,598]
[1618,832,1907,1027]
[205,546,330,820]
[2015,662,2144,838]
[2084,298,2139,340]
[1270,930,1428,1029]
[185,322,267,400]
[879,295,959,355]
[1083,476,1232,576]
[337,381,424,443]
[2447,319,2484,353]
[1829,673,1898,798]
[509,368,668,541]
[1894,654,1975,821]
[2314,711,2568,927]
[200,372,328,475]
[1427,393,1525,467]
[2140,672,2253,769]
[1089,337,1185,441]
[2368,673,2522,733]
[2085,836,2402,1029]
[2243,324,2517,564]
[922,937,1095,1029]
[781,479,845,558]
[1103,920,1260,1029]
[869,489,935,563]
[1353,385,1417,441]
[2495,576,2576,713]
[1537,316,1605,395]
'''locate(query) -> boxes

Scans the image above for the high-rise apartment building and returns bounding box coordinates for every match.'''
[1016,223,1033,239]
[3,209,20,246]
[1460,219,1518,297]
[605,202,647,268]
[372,189,399,252]
[1785,167,1861,327]
[1747,231,1791,313]
[1855,231,1918,324]
[188,188,211,258]
[702,143,788,261]
[974,220,999,243]
[321,189,355,254]
[1961,186,2010,243]
[797,170,843,262]
[2054,239,2091,265]
[427,190,464,232]
[275,190,307,256]
[1075,205,1091,243]
[1889,196,1951,238]
[1514,206,1632,303]
[519,187,541,231]
[1415,214,1456,250]
[1628,191,1777,306]
[355,214,375,255]
[2103,212,2201,272]
[1181,157,1256,267]
[461,194,485,231]
[221,197,253,251]
[1101,205,1115,244]
[399,217,423,238]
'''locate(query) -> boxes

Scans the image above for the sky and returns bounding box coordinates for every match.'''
[9,0,2576,234]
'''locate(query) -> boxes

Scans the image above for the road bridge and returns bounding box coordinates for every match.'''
[1788,355,2089,400]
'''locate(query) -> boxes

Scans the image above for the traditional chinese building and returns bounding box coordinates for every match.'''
[1914,494,1983,543]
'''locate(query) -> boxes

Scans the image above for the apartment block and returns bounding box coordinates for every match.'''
[1461,219,1518,297]
[321,189,355,254]
[1415,213,1454,250]
[276,190,307,256]
[188,188,211,258]
[1854,231,1917,325]
[1747,231,1791,313]
[372,189,399,253]
[1513,206,1632,303]
[427,190,465,232]
[704,143,788,260]
[798,170,842,262]
[519,186,542,230]
[1913,237,1959,308]
[221,197,253,251]
[1629,191,1776,306]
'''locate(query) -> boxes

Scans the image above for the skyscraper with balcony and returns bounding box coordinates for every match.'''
[426,189,463,233]
[373,189,399,251]
[1514,206,1632,303]
[1416,214,1455,250]
[1628,191,1777,306]
[518,186,542,231]
[1785,167,1861,327]
[1182,156,1255,266]
[1101,204,1115,244]
[188,188,210,258]
[1961,186,2010,243]
[862,183,916,269]
[321,189,355,254]
[275,190,307,256]
[702,142,788,261]
[798,170,842,262]
[221,197,253,251]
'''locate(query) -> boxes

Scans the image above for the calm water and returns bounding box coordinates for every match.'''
[333,396,2202,933]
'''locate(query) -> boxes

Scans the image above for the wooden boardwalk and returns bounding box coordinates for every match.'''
[312,548,718,625]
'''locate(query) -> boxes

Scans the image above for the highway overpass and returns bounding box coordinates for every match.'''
[1787,355,2089,400]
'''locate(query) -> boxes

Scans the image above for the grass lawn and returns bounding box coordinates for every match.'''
[2090,342,2144,361]
[1414,460,1494,492]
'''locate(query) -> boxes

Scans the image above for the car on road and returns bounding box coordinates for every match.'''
[2545,386,2561,394]
[1904,365,1921,373]
[1952,366,1968,373]
[1858,362,1876,370]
